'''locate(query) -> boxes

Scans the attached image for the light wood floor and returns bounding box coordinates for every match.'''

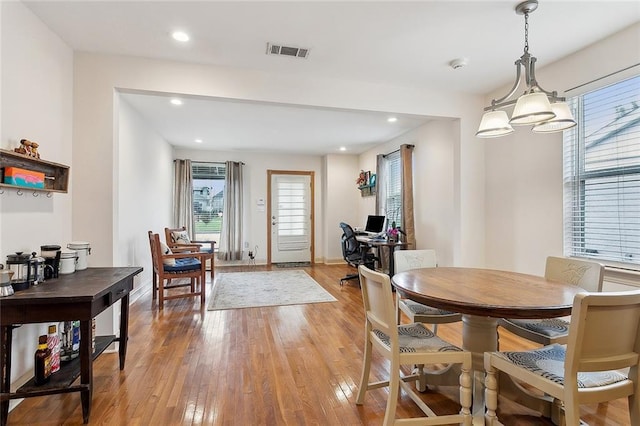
[7,264,629,425]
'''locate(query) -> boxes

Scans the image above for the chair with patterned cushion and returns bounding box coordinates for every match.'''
[394,249,462,333]
[485,290,640,426]
[498,256,604,345]
[148,231,206,309]
[355,265,472,426]
[165,226,215,280]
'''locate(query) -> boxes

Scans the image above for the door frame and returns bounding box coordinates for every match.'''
[267,170,315,265]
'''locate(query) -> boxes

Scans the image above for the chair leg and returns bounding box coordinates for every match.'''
[356,338,373,405]
[415,364,427,392]
[630,387,640,426]
[459,363,473,425]
[485,363,499,425]
[382,358,400,426]
[158,279,165,310]
[152,271,157,300]
[200,272,206,306]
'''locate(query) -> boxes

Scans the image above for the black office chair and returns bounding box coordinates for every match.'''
[339,222,377,286]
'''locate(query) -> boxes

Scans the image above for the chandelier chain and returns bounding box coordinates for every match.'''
[524,11,529,53]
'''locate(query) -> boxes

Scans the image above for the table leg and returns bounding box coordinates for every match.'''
[79,320,92,424]
[0,326,13,426]
[461,315,499,425]
[388,246,396,277]
[119,294,130,370]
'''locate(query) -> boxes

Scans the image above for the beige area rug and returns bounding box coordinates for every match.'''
[208,270,338,310]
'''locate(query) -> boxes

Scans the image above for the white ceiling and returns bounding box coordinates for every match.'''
[24,1,640,155]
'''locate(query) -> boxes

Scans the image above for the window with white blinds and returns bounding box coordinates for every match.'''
[383,151,402,229]
[563,74,640,267]
[191,162,225,241]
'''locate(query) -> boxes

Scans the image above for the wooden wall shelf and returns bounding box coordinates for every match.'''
[0,149,69,193]
[359,184,376,197]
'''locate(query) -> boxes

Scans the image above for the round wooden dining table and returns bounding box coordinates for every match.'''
[391,267,586,424]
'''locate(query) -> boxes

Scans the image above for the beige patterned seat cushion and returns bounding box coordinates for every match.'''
[373,323,462,354]
[494,344,628,388]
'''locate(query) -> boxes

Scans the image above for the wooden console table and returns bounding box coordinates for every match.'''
[0,267,142,425]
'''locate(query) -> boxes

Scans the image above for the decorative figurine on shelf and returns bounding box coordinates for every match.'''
[356,170,367,187]
[14,139,40,158]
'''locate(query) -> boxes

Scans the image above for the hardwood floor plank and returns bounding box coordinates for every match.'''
[4,264,629,425]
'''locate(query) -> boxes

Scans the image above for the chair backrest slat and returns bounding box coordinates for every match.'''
[394,249,437,275]
[148,231,163,274]
[544,256,604,292]
[359,265,396,340]
[566,290,640,376]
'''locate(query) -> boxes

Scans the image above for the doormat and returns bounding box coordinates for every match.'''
[208,270,337,310]
[275,262,311,268]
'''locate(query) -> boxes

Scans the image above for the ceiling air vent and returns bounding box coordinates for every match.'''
[266,43,310,59]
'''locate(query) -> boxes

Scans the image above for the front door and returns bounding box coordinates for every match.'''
[268,170,314,264]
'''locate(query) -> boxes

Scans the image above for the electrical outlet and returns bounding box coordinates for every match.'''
[244,241,249,249]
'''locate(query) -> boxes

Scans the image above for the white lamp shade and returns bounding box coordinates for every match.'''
[532,102,577,133]
[476,110,514,138]
[509,92,556,125]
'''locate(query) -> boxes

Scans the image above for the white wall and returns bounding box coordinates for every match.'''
[71,52,487,279]
[359,119,459,266]
[0,0,73,387]
[324,154,361,263]
[117,96,173,287]
[484,23,640,276]
[173,148,324,264]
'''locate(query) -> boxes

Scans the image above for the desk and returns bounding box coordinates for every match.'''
[356,236,408,276]
[392,267,585,424]
[0,267,143,425]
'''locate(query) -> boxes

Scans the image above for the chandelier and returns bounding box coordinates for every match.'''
[476,0,577,138]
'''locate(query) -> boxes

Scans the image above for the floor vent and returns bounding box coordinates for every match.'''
[266,43,310,59]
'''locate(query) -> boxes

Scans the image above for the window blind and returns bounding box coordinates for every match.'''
[563,74,640,266]
[384,151,402,229]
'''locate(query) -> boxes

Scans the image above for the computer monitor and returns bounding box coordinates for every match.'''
[364,215,386,234]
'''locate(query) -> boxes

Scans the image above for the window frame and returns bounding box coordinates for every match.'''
[563,74,640,269]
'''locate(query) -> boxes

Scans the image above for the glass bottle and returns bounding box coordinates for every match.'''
[47,324,61,373]
[34,335,52,385]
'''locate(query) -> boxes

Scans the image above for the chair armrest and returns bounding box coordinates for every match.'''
[192,240,216,251]
[170,243,202,252]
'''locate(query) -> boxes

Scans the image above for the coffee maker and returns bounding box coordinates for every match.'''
[6,252,33,292]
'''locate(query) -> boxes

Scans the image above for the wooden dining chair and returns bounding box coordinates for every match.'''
[498,256,604,345]
[355,265,472,426]
[394,249,462,333]
[485,290,640,426]
[165,226,215,281]
[148,231,206,309]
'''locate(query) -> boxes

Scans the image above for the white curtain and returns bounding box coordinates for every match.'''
[173,159,194,236]
[218,161,244,260]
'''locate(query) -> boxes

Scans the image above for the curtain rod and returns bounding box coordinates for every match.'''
[174,159,245,165]
[382,144,415,158]
[565,63,639,93]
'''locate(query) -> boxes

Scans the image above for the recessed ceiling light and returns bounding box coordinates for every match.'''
[387,117,398,123]
[339,147,347,151]
[172,31,190,42]
[170,98,183,106]
[195,139,203,143]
